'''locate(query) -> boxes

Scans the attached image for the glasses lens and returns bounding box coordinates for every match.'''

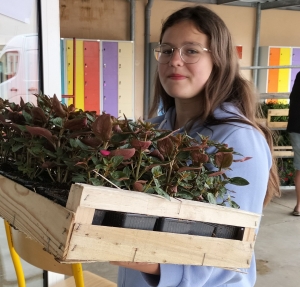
[180,44,204,64]
[154,44,173,64]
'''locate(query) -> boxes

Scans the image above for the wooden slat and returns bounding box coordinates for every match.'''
[274,146,294,157]
[74,207,95,225]
[63,224,254,268]
[267,108,289,128]
[67,184,260,228]
[242,227,256,242]
[0,175,74,259]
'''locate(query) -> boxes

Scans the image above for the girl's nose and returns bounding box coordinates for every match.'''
[169,48,184,67]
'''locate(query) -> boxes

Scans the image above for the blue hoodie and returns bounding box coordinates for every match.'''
[117,104,271,287]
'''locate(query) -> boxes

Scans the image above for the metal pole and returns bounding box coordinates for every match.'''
[144,0,154,120]
[130,0,135,41]
[252,2,261,87]
[241,65,300,70]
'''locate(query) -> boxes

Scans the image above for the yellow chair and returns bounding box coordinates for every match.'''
[4,220,116,287]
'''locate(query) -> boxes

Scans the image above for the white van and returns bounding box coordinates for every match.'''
[0,34,39,104]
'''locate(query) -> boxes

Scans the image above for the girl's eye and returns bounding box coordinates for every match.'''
[162,49,173,55]
[186,49,199,55]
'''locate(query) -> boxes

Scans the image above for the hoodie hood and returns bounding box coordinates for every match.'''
[149,103,245,141]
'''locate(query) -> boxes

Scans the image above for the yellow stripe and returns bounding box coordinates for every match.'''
[66,39,73,106]
[76,40,84,110]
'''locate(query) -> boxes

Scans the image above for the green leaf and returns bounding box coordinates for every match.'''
[109,179,123,187]
[28,146,43,156]
[13,137,27,143]
[178,181,193,189]
[95,164,105,170]
[17,125,27,132]
[43,149,56,158]
[207,192,217,204]
[110,133,130,144]
[153,178,161,188]
[69,138,78,148]
[151,165,162,177]
[153,186,170,200]
[176,151,190,160]
[111,155,124,168]
[89,178,102,186]
[229,200,240,209]
[229,177,249,186]
[22,110,32,123]
[123,166,131,178]
[76,139,90,150]
[72,174,87,182]
[12,144,24,152]
[145,187,156,194]
[52,117,63,127]
[86,112,96,122]
[111,171,128,180]
[91,156,100,165]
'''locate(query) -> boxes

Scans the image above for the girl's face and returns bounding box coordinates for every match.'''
[158,21,213,101]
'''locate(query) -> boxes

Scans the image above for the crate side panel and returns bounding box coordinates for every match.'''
[0,175,74,259]
[70,184,260,228]
[64,225,254,269]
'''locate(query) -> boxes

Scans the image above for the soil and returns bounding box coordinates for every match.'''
[0,162,70,207]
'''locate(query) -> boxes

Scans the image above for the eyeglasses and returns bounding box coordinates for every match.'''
[153,43,210,64]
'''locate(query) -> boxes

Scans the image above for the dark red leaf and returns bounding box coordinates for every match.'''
[214,152,233,169]
[92,114,113,142]
[52,94,67,118]
[130,139,152,151]
[25,126,56,147]
[110,148,136,160]
[64,117,87,130]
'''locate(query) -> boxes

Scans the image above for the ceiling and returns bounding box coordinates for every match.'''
[170,0,300,11]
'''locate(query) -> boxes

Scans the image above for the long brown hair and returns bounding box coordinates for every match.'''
[149,5,280,206]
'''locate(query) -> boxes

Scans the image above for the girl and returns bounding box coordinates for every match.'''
[111,5,280,287]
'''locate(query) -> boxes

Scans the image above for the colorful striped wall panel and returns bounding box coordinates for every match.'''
[258,46,300,94]
[61,39,134,119]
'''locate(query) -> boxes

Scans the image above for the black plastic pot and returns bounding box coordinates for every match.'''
[92,209,106,225]
[212,224,244,240]
[190,221,215,236]
[102,211,158,231]
[154,217,195,235]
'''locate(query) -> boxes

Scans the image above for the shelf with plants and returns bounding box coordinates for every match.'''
[260,100,295,187]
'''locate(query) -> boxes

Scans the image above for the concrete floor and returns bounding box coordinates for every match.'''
[0,187,299,286]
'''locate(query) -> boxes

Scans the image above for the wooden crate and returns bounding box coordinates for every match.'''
[0,175,260,269]
[267,109,289,128]
[273,146,294,158]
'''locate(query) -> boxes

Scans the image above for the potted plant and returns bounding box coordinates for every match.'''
[0,94,249,229]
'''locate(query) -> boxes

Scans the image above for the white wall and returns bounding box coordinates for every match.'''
[40,0,62,99]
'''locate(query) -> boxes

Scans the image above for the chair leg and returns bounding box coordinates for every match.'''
[4,220,26,287]
[71,263,85,287]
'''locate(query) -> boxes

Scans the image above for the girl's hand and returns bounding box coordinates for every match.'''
[109,261,160,275]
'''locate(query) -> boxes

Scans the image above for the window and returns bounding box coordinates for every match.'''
[0,51,19,83]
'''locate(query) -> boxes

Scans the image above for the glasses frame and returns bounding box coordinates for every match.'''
[153,43,210,64]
